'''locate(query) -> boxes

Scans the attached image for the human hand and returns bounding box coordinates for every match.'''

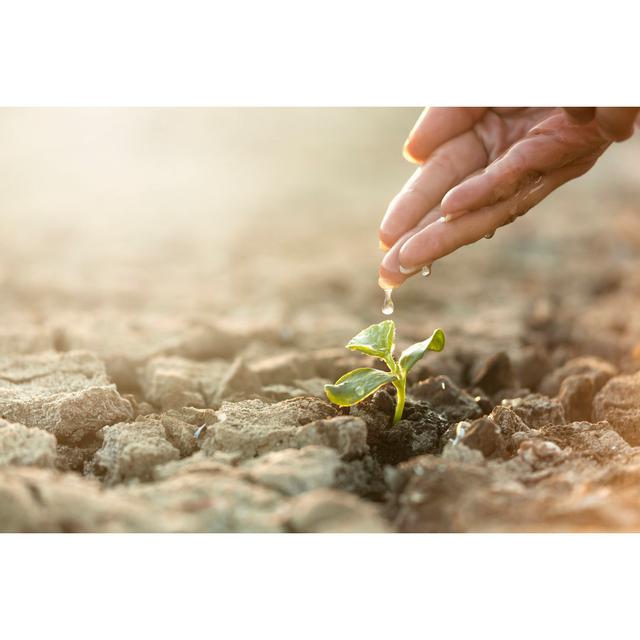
[378,107,628,288]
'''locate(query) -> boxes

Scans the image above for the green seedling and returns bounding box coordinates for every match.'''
[324,320,445,425]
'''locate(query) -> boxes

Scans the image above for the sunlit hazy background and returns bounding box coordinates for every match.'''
[1,108,639,352]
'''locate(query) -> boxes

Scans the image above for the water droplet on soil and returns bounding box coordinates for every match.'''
[421,264,432,277]
[382,288,394,315]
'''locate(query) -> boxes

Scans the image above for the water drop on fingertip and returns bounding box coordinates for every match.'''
[421,264,432,277]
[382,288,394,315]
[484,231,495,239]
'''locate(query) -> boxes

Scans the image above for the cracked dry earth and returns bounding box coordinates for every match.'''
[2,108,640,532]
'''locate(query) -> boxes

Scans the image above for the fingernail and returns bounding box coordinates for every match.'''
[379,239,390,252]
[399,264,420,275]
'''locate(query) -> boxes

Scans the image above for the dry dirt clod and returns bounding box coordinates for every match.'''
[141,355,261,410]
[488,406,531,455]
[248,352,316,385]
[469,351,515,395]
[0,351,133,444]
[457,416,506,459]
[538,356,618,397]
[501,393,566,429]
[296,416,368,460]
[283,488,390,533]
[93,421,180,485]
[0,419,57,468]
[536,421,632,461]
[122,469,286,533]
[557,374,594,422]
[0,467,169,533]
[241,446,345,496]
[409,375,483,423]
[512,346,551,391]
[198,396,339,460]
[61,314,250,392]
[593,371,640,445]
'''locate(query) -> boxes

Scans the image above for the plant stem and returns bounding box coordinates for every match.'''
[392,377,406,425]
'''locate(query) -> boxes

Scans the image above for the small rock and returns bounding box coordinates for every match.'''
[518,439,566,470]
[489,406,530,455]
[501,393,566,429]
[409,375,483,423]
[593,371,640,445]
[93,421,180,485]
[284,488,390,533]
[0,351,133,444]
[558,374,594,422]
[539,356,617,397]
[469,351,515,395]
[0,419,56,468]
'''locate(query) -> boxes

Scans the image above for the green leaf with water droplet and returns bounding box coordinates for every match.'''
[345,320,395,360]
[324,367,396,407]
[398,328,445,374]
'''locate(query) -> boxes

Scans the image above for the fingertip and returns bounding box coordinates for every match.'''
[398,236,425,273]
[378,264,406,289]
[402,137,423,164]
[440,187,467,215]
[378,227,396,253]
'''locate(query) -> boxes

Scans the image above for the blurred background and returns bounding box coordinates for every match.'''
[1,108,639,360]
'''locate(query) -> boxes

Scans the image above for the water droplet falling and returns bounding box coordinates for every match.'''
[382,288,394,315]
[421,264,432,277]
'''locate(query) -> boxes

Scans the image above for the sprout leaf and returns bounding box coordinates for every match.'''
[324,367,396,407]
[398,328,445,374]
[345,320,395,360]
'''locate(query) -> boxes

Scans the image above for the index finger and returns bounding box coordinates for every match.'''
[403,107,486,163]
